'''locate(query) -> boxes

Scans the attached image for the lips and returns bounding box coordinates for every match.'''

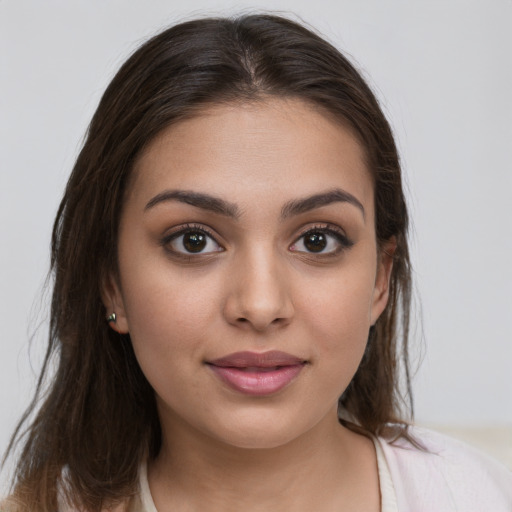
[207,351,306,396]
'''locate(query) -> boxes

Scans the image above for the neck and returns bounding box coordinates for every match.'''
[147,407,380,512]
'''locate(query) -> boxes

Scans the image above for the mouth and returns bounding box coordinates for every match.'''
[206,351,307,396]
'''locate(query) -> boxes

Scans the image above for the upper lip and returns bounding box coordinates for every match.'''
[207,351,306,368]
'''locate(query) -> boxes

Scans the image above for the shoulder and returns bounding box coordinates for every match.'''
[377,425,512,511]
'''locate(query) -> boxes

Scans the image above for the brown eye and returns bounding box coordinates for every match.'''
[289,227,353,255]
[304,232,327,252]
[165,227,223,255]
[183,232,207,253]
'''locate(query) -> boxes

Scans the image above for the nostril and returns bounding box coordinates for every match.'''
[271,317,290,327]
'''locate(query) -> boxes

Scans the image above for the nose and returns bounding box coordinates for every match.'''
[223,247,294,332]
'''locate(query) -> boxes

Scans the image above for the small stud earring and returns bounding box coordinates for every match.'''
[106,312,117,323]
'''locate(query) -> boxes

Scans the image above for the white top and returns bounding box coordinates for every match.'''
[374,435,399,512]
[138,462,157,512]
[380,426,512,511]
[133,427,512,512]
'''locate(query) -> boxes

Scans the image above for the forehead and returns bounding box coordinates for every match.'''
[128,98,374,217]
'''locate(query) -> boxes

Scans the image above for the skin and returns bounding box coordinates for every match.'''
[103,98,394,512]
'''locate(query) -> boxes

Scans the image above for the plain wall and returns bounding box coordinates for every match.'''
[1,0,511,484]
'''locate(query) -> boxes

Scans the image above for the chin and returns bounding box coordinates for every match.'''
[203,410,319,451]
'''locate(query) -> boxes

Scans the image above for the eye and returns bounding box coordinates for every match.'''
[163,225,224,255]
[289,226,353,255]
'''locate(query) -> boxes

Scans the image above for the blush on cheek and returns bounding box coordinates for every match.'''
[305,284,374,335]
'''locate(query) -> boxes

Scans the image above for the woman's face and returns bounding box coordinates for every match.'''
[105,98,393,449]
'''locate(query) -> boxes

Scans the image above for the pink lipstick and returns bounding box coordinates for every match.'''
[207,351,306,396]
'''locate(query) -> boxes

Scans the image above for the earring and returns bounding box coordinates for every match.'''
[106,312,117,323]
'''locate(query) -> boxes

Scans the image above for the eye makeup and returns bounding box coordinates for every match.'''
[159,223,224,261]
[159,220,354,265]
[289,223,354,261]
[290,223,354,257]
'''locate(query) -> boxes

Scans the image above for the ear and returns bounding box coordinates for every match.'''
[370,237,396,326]
[101,272,130,334]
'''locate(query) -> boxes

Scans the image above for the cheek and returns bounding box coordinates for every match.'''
[296,263,376,390]
[117,259,223,378]
[302,265,375,344]
[124,288,214,351]
[119,241,220,332]
[122,284,211,405]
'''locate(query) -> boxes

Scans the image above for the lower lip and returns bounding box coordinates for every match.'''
[208,364,305,396]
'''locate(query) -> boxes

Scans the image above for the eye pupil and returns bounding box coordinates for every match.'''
[305,232,326,252]
[183,232,207,252]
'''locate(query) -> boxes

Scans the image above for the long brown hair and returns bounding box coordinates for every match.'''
[3,14,413,511]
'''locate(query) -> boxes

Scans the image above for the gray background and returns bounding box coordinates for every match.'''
[1,0,511,484]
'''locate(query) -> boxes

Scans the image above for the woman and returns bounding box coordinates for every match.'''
[3,14,511,512]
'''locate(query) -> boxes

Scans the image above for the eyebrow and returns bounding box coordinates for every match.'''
[280,189,365,220]
[144,187,365,221]
[144,190,240,218]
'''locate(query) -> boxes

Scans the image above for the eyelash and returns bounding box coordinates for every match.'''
[160,223,354,259]
[290,224,354,257]
[160,224,223,259]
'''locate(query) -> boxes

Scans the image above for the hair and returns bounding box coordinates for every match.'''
[3,13,414,512]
